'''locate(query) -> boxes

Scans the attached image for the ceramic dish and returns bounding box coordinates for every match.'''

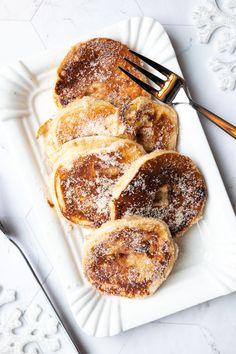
[0,16,236,337]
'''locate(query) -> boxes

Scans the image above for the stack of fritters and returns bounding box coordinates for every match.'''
[37,38,207,298]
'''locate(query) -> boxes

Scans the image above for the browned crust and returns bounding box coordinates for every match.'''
[111,151,207,238]
[123,96,178,152]
[37,95,179,167]
[53,137,145,227]
[37,97,132,163]
[83,216,178,298]
[54,38,149,109]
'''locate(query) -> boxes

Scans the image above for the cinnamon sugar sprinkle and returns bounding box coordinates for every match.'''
[84,225,175,297]
[58,142,143,225]
[113,153,207,237]
[55,38,149,108]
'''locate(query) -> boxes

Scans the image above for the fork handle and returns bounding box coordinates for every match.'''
[189,100,236,139]
[9,238,82,353]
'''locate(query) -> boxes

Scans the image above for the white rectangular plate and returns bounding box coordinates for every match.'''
[1,16,236,337]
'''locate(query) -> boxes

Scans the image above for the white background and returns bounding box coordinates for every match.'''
[0,0,235,353]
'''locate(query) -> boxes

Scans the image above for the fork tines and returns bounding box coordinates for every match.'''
[118,65,159,96]
[129,50,172,77]
[119,50,175,98]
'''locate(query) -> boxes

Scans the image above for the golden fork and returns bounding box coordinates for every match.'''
[119,50,236,139]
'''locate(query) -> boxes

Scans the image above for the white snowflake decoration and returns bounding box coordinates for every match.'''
[225,0,236,14]
[193,0,236,47]
[0,286,61,354]
[193,0,236,90]
[217,31,236,54]
[210,58,236,89]
[0,286,16,307]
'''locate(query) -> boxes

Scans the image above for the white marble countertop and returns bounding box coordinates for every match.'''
[0,0,235,353]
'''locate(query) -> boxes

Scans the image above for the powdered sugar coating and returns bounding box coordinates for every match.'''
[83,217,178,298]
[54,38,149,108]
[54,139,144,227]
[38,96,178,164]
[54,97,128,146]
[112,152,207,237]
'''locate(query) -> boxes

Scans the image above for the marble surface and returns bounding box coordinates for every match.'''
[0,0,235,353]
